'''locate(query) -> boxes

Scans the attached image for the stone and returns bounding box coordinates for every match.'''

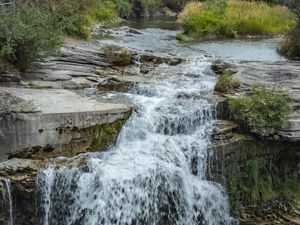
[210,128,300,224]
[98,77,135,92]
[0,87,132,161]
[0,72,21,83]
[128,28,143,34]
[212,120,238,141]
[212,60,300,142]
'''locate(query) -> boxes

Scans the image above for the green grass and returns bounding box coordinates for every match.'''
[229,86,292,135]
[214,72,240,94]
[178,0,296,39]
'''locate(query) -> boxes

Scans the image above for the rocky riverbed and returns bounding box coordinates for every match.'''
[211,59,300,224]
[0,24,299,225]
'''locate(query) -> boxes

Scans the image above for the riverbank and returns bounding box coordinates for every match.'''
[0,22,299,225]
[211,59,300,224]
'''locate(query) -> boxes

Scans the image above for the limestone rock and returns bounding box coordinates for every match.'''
[0,87,132,161]
[98,77,135,92]
[212,60,300,142]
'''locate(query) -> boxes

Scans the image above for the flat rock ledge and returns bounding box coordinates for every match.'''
[0,87,132,162]
[212,60,300,142]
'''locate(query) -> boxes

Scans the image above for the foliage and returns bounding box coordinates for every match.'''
[23,0,120,39]
[278,0,300,59]
[225,142,300,216]
[214,73,240,94]
[279,23,300,59]
[178,0,296,38]
[229,86,292,134]
[283,0,300,19]
[0,3,62,72]
[176,34,189,42]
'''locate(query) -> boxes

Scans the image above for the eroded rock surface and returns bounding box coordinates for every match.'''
[0,88,132,161]
[210,120,300,225]
[212,60,300,142]
[211,60,300,224]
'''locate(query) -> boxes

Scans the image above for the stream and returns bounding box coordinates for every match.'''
[36,20,285,225]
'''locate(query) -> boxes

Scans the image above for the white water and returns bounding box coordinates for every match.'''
[38,28,235,225]
[2,178,13,225]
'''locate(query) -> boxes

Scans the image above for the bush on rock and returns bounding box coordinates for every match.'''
[229,86,292,135]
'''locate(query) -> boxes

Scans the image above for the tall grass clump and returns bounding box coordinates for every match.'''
[229,86,292,135]
[279,0,300,59]
[178,0,296,39]
[279,23,300,59]
[214,72,240,94]
[0,3,62,72]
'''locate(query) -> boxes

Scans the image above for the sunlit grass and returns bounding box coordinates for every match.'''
[178,0,296,39]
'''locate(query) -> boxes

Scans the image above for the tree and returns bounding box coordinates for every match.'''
[278,0,300,59]
[283,0,300,19]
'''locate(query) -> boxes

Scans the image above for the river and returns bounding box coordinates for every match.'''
[37,19,285,225]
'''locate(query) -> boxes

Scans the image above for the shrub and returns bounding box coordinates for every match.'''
[279,23,300,59]
[0,3,62,72]
[22,0,120,39]
[177,0,296,39]
[214,73,240,94]
[278,0,300,59]
[229,86,292,135]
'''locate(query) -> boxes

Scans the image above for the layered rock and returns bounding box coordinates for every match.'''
[211,60,300,224]
[210,120,300,225]
[212,60,300,142]
[0,88,132,161]
[0,158,43,225]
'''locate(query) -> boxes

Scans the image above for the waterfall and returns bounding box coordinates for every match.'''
[38,56,235,225]
[133,55,141,73]
[2,178,13,225]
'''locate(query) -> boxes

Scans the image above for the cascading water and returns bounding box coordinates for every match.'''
[38,27,235,225]
[2,178,13,225]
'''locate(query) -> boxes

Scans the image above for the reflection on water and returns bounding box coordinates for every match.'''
[189,38,286,62]
[123,16,180,30]
[119,17,286,62]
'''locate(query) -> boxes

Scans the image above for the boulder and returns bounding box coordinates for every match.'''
[98,77,135,92]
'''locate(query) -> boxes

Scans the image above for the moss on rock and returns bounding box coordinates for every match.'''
[222,141,300,219]
[102,46,134,66]
[89,118,127,151]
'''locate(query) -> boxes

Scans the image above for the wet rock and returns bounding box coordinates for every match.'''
[128,28,143,35]
[101,46,136,66]
[212,120,238,141]
[0,158,43,225]
[98,77,135,92]
[140,53,183,66]
[210,124,300,225]
[0,72,21,83]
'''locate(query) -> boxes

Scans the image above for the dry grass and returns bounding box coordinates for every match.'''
[178,0,296,38]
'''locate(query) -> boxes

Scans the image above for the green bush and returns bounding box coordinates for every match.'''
[229,86,292,135]
[279,22,300,59]
[0,4,62,72]
[178,0,296,39]
[214,73,240,94]
[22,0,120,39]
